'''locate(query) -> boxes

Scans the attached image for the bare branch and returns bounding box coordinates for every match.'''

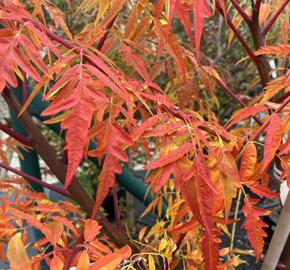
[262,0,290,36]
[216,5,259,65]
[0,162,69,197]
[230,0,251,24]
[0,123,33,147]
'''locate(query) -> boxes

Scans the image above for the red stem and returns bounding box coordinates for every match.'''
[253,0,262,13]
[216,4,259,65]
[261,0,290,36]
[230,0,250,24]
[96,15,118,51]
[112,183,122,233]
[252,95,290,140]
[63,234,84,270]
[0,123,33,147]
[0,162,70,197]
[217,81,263,126]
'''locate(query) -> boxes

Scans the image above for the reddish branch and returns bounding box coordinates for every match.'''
[96,15,118,51]
[230,0,250,24]
[252,95,290,140]
[262,0,290,36]
[0,162,69,197]
[112,183,122,233]
[216,4,259,65]
[63,234,84,270]
[0,123,33,147]
[216,81,263,126]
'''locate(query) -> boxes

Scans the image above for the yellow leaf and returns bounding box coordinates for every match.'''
[7,233,32,270]
[43,112,69,124]
[148,255,155,270]
[77,250,90,270]
[50,255,64,270]
[159,238,168,251]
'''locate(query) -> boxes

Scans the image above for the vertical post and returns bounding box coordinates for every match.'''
[261,192,290,270]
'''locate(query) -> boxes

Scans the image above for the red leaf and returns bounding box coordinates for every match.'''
[242,199,270,261]
[192,0,212,62]
[167,0,177,25]
[144,143,192,169]
[202,232,219,270]
[226,105,267,128]
[131,114,161,140]
[85,64,133,106]
[41,65,110,189]
[246,183,277,199]
[261,114,282,173]
[175,1,194,45]
[179,157,215,237]
[0,28,43,92]
[89,122,132,216]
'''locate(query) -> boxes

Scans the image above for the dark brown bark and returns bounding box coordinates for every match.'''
[249,2,270,88]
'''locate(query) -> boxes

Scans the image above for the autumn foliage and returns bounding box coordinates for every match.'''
[0,0,289,269]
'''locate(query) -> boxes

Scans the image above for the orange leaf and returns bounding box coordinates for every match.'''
[239,141,257,182]
[88,245,131,270]
[144,143,192,169]
[84,219,102,242]
[44,222,64,246]
[50,255,64,270]
[227,105,267,128]
[77,250,90,270]
[7,233,32,270]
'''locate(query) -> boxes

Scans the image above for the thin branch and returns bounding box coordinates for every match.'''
[216,5,259,65]
[112,183,122,233]
[274,90,290,103]
[0,123,33,147]
[262,0,290,36]
[230,0,251,24]
[21,70,28,104]
[0,162,69,197]
[63,234,84,270]
[216,80,264,126]
[97,14,118,51]
[252,95,290,140]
